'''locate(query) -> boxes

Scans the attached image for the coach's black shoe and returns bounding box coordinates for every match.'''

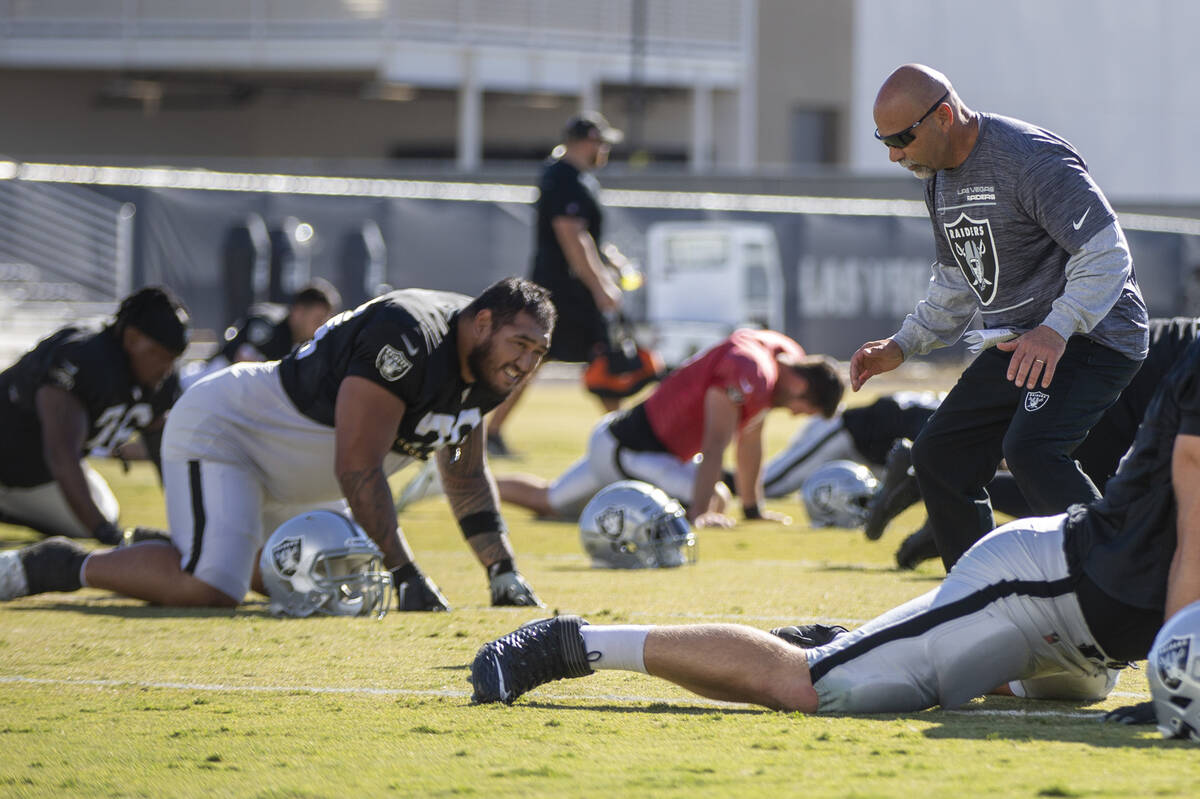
[895,521,940,570]
[394,572,451,612]
[769,623,849,649]
[864,439,921,541]
[1102,701,1157,725]
[470,615,592,704]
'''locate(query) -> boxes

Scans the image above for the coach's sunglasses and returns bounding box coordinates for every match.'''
[875,91,949,149]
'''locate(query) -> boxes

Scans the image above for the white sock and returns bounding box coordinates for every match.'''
[0,550,30,598]
[580,625,651,673]
[79,552,94,588]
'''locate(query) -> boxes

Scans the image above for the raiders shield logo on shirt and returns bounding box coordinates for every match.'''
[1156,634,1192,691]
[943,212,999,305]
[271,537,303,577]
[375,344,413,382]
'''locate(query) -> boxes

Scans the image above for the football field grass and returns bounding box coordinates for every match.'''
[1,376,1197,798]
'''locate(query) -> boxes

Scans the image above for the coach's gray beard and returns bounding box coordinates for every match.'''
[900,159,936,180]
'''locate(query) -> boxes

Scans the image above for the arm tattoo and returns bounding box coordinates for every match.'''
[338,466,412,564]
[437,426,501,519]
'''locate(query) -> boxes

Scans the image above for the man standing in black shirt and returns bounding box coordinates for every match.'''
[469,343,1200,714]
[486,112,629,457]
[0,287,189,544]
[0,278,555,613]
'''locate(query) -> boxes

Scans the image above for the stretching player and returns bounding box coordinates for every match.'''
[182,279,339,388]
[495,330,843,528]
[469,339,1199,714]
[0,287,188,544]
[0,278,554,612]
[759,391,941,498]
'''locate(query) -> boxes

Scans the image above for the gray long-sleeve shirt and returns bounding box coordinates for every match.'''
[892,113,1148,361]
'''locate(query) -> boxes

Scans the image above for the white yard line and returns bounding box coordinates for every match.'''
[0,675,1147,717]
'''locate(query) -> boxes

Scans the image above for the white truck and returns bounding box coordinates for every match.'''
[642,221,784,366]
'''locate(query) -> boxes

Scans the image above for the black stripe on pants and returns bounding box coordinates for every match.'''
[183,460,206,574]
[808,574,1076,683]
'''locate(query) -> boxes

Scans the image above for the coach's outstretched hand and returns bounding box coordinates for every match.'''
[849,338,903,391]
[1102,701,1156,725]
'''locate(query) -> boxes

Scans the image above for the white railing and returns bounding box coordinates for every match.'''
[0,0,744,58]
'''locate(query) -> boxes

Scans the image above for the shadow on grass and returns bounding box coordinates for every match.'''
[835,696,1169,749]
[6,601,275,620]
[520,700,770,716]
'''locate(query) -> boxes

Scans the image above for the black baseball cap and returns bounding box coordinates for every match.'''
[563,111,623,145]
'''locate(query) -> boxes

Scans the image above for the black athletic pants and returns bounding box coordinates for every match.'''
[912,337,1141,571]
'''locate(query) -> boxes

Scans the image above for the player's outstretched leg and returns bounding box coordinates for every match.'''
[864,438,921,540]
[470,615,593,704]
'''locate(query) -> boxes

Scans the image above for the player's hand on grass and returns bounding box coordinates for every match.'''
[1102,701,1156,725]
[692,511,736,529]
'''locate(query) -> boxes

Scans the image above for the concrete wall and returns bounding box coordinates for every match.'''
[756,0,854,166]
[850,0,1200,202]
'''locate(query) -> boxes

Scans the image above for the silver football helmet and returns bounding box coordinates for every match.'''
[1149,599,1200,741]
[579,480,696,569]
[801,460,880,528]
[259,510,392,618]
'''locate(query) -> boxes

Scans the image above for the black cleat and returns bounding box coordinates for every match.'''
[395,573,451,612]
[895,521,940,570]
[770,623,849,649]
[470,615,593,704]
[17,537,89,595]
[1102,701,1157,725]
[864,439,921,541]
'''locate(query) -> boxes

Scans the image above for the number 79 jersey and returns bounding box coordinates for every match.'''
[0,325,180,488]
[277,289,504,460]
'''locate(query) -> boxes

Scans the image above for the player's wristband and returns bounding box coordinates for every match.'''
[742,505,763,520]
[458,510,507,538]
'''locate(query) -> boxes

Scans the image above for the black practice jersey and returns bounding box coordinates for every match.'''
[277,289,504,460]
[531,158,603,309]
[0,326,181,487]
[1064,339,1200,612]
[841,391,942,465]
[216,303,293,363]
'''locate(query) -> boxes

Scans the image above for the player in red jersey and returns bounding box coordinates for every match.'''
[496,329,843,527]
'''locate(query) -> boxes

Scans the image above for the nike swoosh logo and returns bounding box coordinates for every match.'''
[1072,208,1090,230]
[492,652,508,701]
[400,334,419,356]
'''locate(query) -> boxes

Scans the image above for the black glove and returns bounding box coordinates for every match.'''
[1102,701,1157,725]
[391,566,450,612]
[92,520,123,546]
[121,526,173,547]
[769,623,849,648]
[489,570,544,607]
